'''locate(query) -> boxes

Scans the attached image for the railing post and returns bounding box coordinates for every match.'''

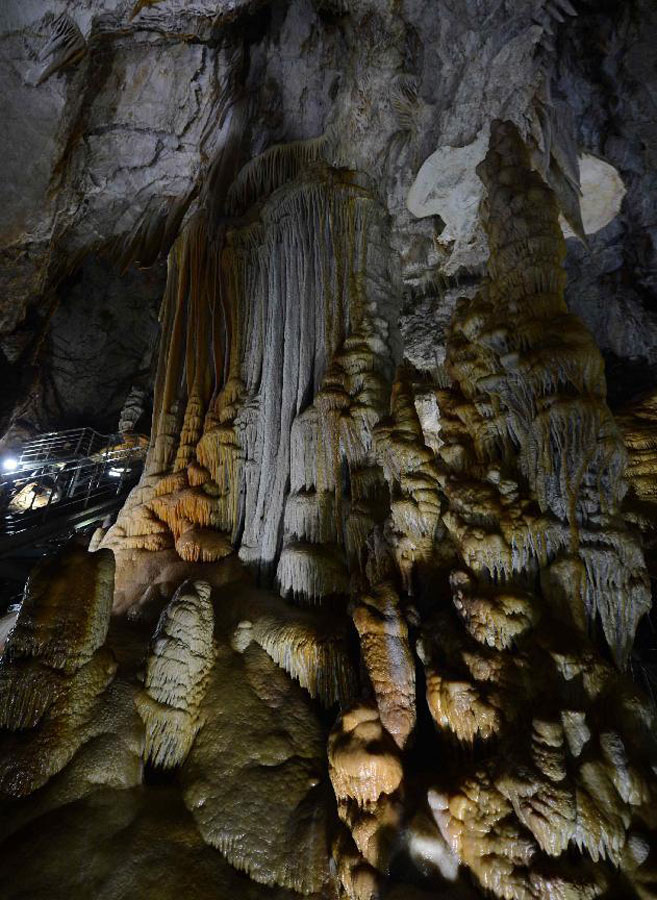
[67,460,80,499]
[83,463,96,510]
[41,470,61,523]
[116,447,133,495]
[27,479,37,513]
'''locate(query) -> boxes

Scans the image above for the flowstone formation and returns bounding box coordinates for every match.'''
[1,1,657,898]
[421,121,657,899]
[0,546,142,801]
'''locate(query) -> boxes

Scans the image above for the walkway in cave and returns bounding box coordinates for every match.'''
[0,428,145,592]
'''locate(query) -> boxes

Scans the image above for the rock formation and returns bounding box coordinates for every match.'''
[136,579,215,768]
[1,1,657,898]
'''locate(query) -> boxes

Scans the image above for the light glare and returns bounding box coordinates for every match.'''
[1,457,18,473]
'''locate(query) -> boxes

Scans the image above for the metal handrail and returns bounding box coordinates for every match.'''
[17,427,117,467]
[1,430,145,539]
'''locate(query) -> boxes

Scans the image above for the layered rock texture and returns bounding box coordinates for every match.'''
[1,1,657,898]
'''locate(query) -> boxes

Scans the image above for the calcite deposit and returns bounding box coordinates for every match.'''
[136,579,215,768]
[1,1,657,898]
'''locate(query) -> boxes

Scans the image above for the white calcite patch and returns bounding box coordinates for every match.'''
[406,128,489,274]
[561,153,626,237]
[409,139,626,267]
[413,387,443,453]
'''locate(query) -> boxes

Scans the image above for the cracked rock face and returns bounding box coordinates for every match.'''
[1,1,657,898]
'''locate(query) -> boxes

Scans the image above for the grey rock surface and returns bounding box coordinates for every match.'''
[558,0,657,404]
[0,0,655,434]
[41,256,163,432]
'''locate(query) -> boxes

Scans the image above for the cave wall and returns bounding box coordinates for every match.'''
[2,1,657,427]
[558,1,657,404]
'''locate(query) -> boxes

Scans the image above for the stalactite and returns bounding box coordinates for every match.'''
[282,332,391,588]
[329,703,403,807]
[108,164,396,582]
[225,135,332,215]
[277,541,350,604]
[284,489,339,544]
[373,368,444,591]
[445,120,650,666]
[36,13,86,86]
[617,388,657,523]
[174,527,233,564]
[103,212,233,559]
[352,583,416,749]
[235,606,357,707]
[329,703,404,886]
[231,172,378,571]
[267,173,395,602]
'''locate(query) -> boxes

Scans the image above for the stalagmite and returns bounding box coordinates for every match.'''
[3,4,657,893]
[0,547,120,797]
[421,120,657,900]
[0,546,114,728]
[329,703,405,882]
[136,580,215,769]
[444,121,650,665]
[181,641,331,895]
[0,650,119,797]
